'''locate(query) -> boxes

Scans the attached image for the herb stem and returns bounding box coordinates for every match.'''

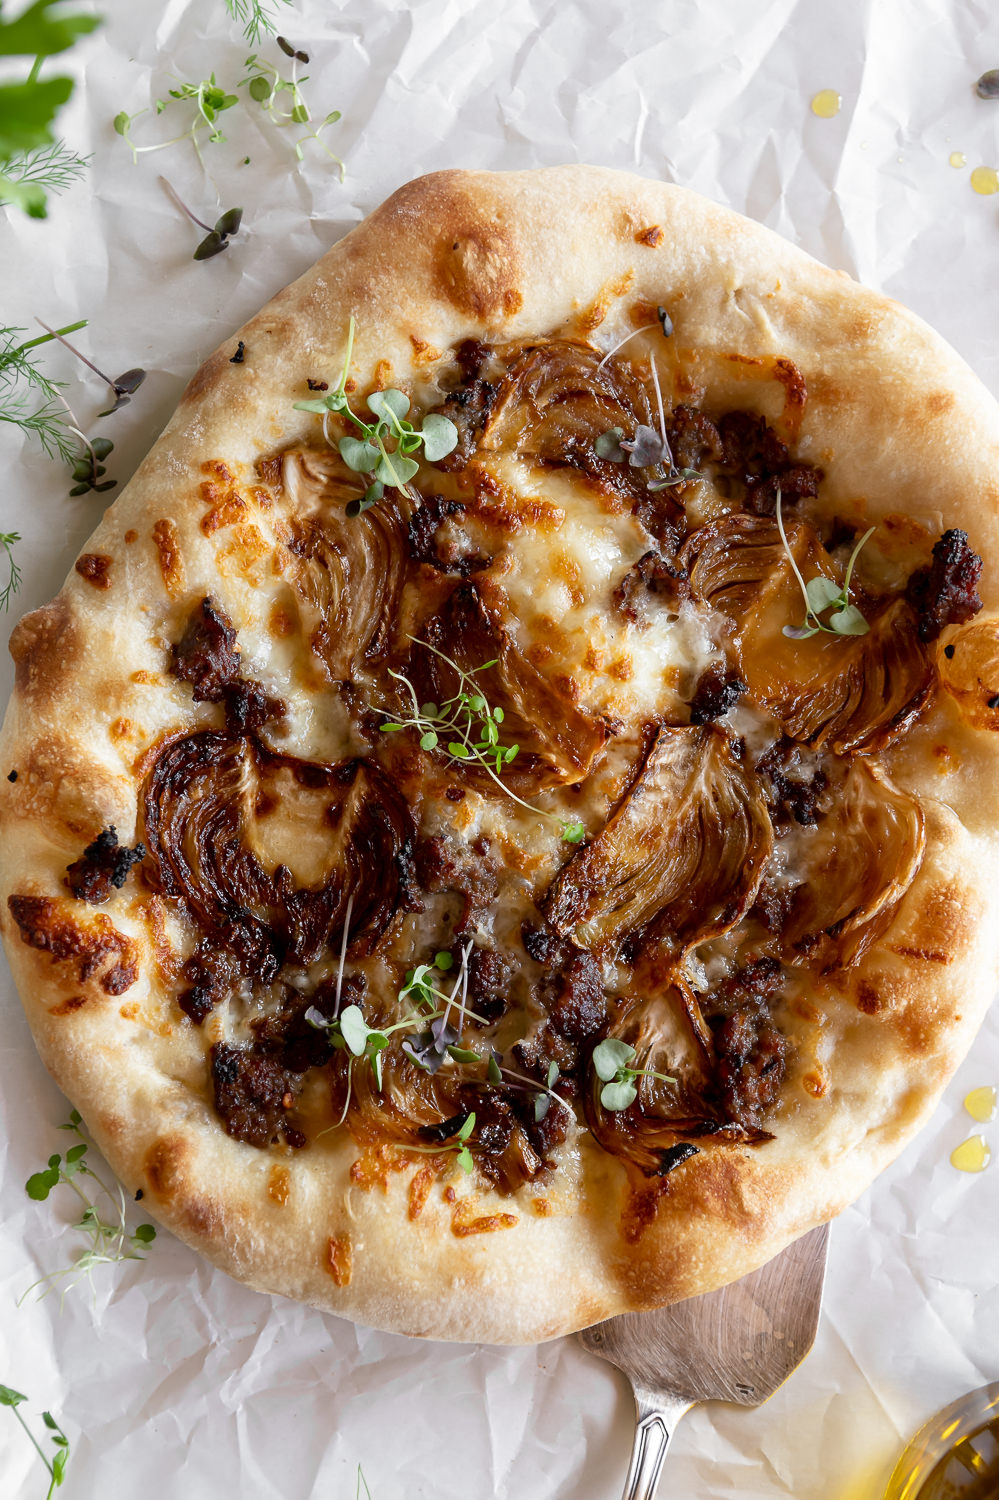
[26,55,42,88]
[775,489,815,620]
[157,175,213,232]
[34,319,110,385]
[10,1405,54,1479]
[15,320,88,356]
[334,892,353,1014]
[596,321,659,371]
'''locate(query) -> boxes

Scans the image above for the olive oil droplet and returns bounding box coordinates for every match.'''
[964,1086,997,1123]
[811,89,842,119]
[970,165,999,195]
[951,1135,991,1173]
[949,151,967,168]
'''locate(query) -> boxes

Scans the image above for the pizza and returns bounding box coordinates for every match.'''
[2,165,999,1345]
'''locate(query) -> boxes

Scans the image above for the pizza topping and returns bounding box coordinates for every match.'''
[754,739,827,827]
[761,758,926,968]
[543,723,773,958]
[905,528,983,642]
[682,514,934,753]
[715,410,822,517]
[406,494,487,575]
[402,579,608,796]
[169,596,241,701]
[687,661,747,724]
[612,550,691,623]
[413,833,498,937]
[284,501,407,679]
[65,825,147,905]
[143,731,417,999]
[702,959,787,1130]
[210,1041,304,1149]
[777,494,873,640]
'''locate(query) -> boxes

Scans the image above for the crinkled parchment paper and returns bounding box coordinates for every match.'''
[2,0,998,1494]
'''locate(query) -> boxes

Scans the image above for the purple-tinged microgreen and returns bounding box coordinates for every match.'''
[383,644,585,844]
[20,1109,156,1304]
[594,354,701,493]
[225,0,294,46]
[535,1061,560,1122]
[294,318,457,503]
[34,317,146,415]
[776,491,872,640]
[490,1057,574,1121]
[592,1038,676,1111]
[0,1385,70,1498]
[240,51,343,172]
[595,304,673,371]
[158,176,243,261]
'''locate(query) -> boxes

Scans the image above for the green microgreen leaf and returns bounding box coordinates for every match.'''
[338,1004,369,1057]
[339,434,379,472]
[420,412,459,462]
[594,426,626,462]
[367,387,409,424]
[600,1079,638,1111]
[776,491,873,642]
[434,951,453,971]
[592,1038,636,1082]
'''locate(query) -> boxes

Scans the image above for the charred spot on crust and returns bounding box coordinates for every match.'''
[74,553,113,590]
[905,529,983,642]
[66,825,147,905]
[169,597,242,701]
[8,894,138,994]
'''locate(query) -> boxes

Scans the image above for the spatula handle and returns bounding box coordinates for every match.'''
[621,1384,694,1500]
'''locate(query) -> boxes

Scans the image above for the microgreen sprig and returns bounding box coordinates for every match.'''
[382,645,586,844]
[293,316,458,511]
[0,1385,70,1498]
[20,1110,156,1304]
[776,491,872,640]
[33,317,146,416]
[594,347,700,493]
[159,176,243,260]
[241,51,343,170]
[0,142,88,218]
[592,1038,676,1111]
[114,75,239,169]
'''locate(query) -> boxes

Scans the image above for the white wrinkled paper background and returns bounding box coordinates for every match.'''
[2,0,998,1494]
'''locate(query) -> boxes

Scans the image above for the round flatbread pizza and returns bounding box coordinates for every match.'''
[2,166,999,1344]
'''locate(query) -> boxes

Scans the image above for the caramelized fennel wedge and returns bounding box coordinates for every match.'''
[542,723,773,955]
[768,757,926,969]
[408,577,609,793]
[142,731,416,965]
[584,980,773,1178]
[279,449,409,681]
[681,514,934,753]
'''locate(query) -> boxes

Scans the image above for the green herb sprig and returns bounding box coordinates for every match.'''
[241,51,342,169]
[592,1038,676,1111]
[0,0,99,218]
[382,645,586,843]
[776,491,872,640]
[0,1385,70,1498]
[20,1109,156,1304]
[113,75,239,168]
[0,319,88,464]
[1,531,22,611]
[293,317,457,511]
[594,339,701,493]
[224,0,294,45]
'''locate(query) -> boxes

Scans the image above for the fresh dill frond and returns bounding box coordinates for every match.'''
[0,324,84,464]
[0,142,89,199]
[0,531,22,612]
[224,0,294,45]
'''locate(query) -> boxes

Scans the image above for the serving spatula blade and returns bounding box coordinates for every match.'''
[578,1223,830,1499]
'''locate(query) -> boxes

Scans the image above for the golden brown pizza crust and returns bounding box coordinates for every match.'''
[2,167,999,1344]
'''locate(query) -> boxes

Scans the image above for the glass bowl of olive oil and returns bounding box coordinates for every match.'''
[884,1384,999,1500]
